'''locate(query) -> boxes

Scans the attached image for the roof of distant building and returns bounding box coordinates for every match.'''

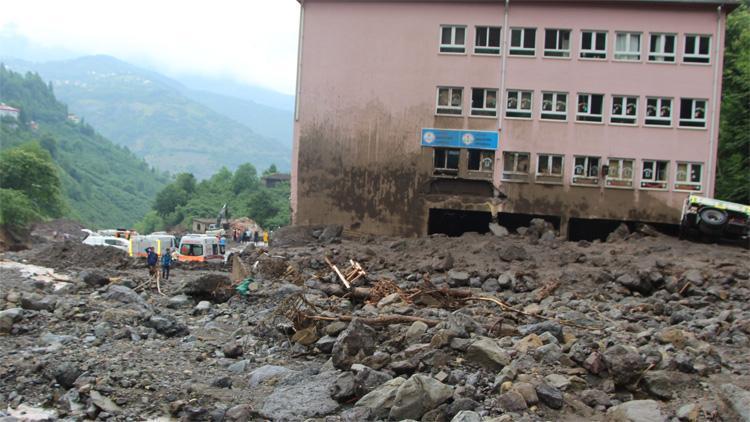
[263,173,292,181]
[0,104,20,112]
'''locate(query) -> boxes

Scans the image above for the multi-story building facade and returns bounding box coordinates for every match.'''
[292,0,737,237]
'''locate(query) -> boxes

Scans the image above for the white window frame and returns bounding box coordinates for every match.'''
[505,90,533,119]
[683,34,711,64]
[610,95,639,125]
[470,88,498,117]
[541,92,567,121]
[674,161,703,192]
[543,28,571,58]
[614,32,641,61]
[580,30,607,59]
[640,159,669,190]
[572,155,601,186]
[536,154,565,184]
[509,27,536,56]
[440,25,467,54]
[502,151,531,182]
[678,98,707,129]
[576,93,604,123]
[468,149,495,173]
[605,157,635,189]
[648,33,676,63]
[645,97,673,127]
[435,87,463,116]
[475,26,502,55]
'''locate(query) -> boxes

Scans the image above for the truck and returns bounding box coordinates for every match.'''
[679,195,750,248]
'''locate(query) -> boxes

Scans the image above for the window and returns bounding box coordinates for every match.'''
[541,92,567,120]
[502,152,530,181]
[181,244,203,256]
[576,93,604,123]
[506,90,533,118]
[475,26,501,55]
[645,97,672,126]
[440,25,466,53]
[510,28,536,56]
[679,98,707,128]
[468,150,495,172]
[436,87,463,115]
[640,160,669,190]
[615,32,641,61]
[675,162,703,191]
[536,154,564,184]
[471,88,498,117]
[684,35,710,63]
[434,148,460,175]
[544,29,571,57]
[611,96,638,125]
[580,30,607,59]
[605,158,635,188]
[649,33,676,62]
[573,156,601,186]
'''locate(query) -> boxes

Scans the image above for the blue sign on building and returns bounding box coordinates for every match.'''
[420,128,498,150]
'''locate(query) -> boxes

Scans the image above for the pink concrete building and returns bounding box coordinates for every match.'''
[292,0,737,238]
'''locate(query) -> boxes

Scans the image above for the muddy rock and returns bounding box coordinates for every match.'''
[331,319,377,370]
[498,390,528,412]
[104,285,148,310]
[488,223,509,238]
[451,410,482,422]
[389,374,453,420]
[179,273,233,302]
[20,294,57,312]
[518,321,563,342]
[79,270,110,287]
[259,370,340,421]
[319,225,343,242]
[607,223,630,243]
[465,337,511,370]
[603,344,647,386]
[641,370,691,400]
[0,308,23,334]
[535,383,564,409]
[145,315,188,337]
[499,245,528,262]
[52,362,81,389]
[607,399,666,422]
[717,383,750,421]
[355,377,406,418]
[616,273,653,295]
[248,365,294,387]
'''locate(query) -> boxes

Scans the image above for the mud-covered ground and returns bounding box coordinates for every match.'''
[1,223,749,421]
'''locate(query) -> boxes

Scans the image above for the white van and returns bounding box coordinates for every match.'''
[129,234,177,258]
[81,230,130,252]
[177,234,223,262]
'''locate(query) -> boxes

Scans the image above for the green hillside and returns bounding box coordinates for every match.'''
[0,66,168,228]
[2,56,291,179]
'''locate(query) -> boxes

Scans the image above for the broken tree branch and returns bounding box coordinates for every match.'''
[307,314,440,327]
[464,296,602,331]
[325,257,351,289]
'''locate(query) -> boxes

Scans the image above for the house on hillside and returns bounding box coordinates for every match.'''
[262,173,291,188]
[67,113,81,124]
[0,103,20,120]
[291,0,736,238]
[192,218,217,233]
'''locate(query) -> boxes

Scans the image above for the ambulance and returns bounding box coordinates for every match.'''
[176,234,224,262]
[128,233,177,258]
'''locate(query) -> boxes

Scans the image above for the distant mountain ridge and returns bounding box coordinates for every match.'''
[1,55,292,179]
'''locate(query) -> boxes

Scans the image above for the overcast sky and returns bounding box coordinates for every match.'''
[0,0,301,94]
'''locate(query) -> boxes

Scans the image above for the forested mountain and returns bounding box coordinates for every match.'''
[0,66,168,228]
[1,56,291,178]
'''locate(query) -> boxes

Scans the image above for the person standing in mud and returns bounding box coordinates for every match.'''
[161,248,172,280]
[146,247,158,277]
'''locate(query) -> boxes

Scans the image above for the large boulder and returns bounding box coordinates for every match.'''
[178,273,234,302]
[331,319,377,370]
[717,384,750,422]
[607,400,667,422]
[259,371,339,421]
[465,337,511,370]
[389,374,454,420]
[0,308,23,334]
[145,315,188,337]
[79,270,109,287]
[356,377,406,419]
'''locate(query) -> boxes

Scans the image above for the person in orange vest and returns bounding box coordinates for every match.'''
[263,231,269,246]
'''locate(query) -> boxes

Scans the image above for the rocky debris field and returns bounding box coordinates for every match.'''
[1,221,750,421]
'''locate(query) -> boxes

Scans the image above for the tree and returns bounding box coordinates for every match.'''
[717,3,750,203]
[246,189,279,228]
[263,164,278,176]
[0,188,40,231]
[153,184,188,217]
[231,163,259,194]
[0,146,64,217]
[174,173,197,195]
